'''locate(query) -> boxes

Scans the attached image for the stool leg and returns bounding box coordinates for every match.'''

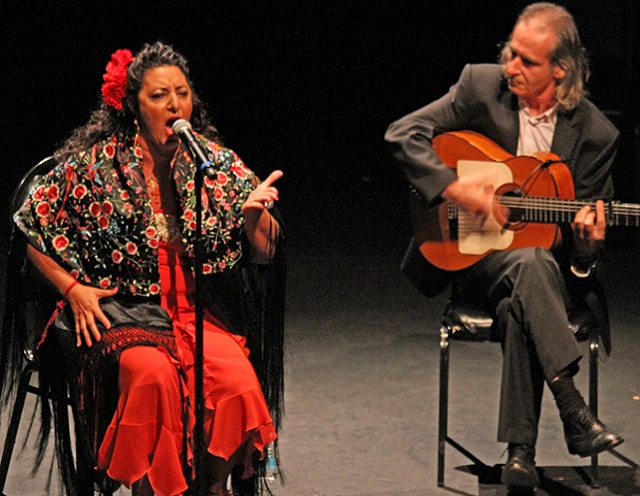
[588,333,599,488]
[438,325,450,487]
[0,364,36,495]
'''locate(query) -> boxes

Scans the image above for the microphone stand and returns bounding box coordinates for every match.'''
[192,156,206,496]
[172,120,216,495]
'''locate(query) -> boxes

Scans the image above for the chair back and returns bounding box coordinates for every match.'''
[10,156,58,214]
[1,157,59,381]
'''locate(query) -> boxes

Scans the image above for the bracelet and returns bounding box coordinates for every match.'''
[64,280,80,298]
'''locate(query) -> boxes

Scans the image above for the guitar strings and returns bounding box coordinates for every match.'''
[497,197,640,226]
[451,155,640,231]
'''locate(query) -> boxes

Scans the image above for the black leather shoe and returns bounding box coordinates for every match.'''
[564,407,624,457]
[500,444,540,488]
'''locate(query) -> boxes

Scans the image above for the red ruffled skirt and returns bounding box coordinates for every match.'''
[97,244,277,496]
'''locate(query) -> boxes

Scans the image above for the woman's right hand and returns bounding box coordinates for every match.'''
[26,244,119,347]
[65,283,119,347]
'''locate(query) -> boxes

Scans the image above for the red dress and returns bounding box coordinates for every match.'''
[97,168,277,496]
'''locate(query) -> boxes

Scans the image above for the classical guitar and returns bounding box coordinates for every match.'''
[411,130,640,271]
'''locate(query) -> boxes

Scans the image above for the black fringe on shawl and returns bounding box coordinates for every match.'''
[0,233,54,409]
[44,321,179,496]
[203,211,287,496]
[0,231,85,494]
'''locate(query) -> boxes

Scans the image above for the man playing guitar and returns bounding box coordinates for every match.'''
[386,2,623,490]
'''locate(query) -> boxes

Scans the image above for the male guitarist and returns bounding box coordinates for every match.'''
[385,2,623,490]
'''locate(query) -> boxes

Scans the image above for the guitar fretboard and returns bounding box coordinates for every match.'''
[498,197,640,226]
[447,197,640,227]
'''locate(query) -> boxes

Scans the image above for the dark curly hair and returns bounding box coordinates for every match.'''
[54,41,220,163]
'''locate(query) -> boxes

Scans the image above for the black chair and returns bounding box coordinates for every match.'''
[401,232,635,489]
[437,297,634,489]
[0,157,110,496]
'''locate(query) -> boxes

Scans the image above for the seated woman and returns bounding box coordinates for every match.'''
[1,41,285,496]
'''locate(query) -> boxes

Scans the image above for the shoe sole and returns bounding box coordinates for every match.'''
[501,467,540,488]
[570,436,624,458]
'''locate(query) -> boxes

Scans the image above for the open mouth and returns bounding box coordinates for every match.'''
[166,118,179,135]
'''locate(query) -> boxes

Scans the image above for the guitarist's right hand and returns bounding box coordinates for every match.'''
[442,171,495,221]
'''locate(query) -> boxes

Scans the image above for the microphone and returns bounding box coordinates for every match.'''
[171,119,216,178]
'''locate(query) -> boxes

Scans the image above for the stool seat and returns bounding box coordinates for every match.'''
[442,299,597,342]
[441,301,496,341]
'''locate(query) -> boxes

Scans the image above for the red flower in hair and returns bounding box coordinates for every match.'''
[101,49,134,110]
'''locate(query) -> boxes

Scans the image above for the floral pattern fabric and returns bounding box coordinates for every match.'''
[15,132,260,299]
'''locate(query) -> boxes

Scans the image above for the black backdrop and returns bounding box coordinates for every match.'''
[1,0,638,248]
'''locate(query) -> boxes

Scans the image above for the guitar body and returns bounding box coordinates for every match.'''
[411,131,575,271]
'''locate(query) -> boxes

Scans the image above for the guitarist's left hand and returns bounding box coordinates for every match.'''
[572,200,606,261]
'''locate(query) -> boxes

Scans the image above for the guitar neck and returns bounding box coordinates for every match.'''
[498,197,640,226]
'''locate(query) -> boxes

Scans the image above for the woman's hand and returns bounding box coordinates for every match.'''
[242,170,283,263]
[65,283,119,347]
[26,243,118,347]
[242,170,283,216]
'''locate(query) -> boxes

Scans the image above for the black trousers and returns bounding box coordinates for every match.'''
[454,247,582,446]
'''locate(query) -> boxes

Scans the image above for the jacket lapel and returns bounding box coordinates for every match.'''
[551,108,580,172]
[497,87,520,154]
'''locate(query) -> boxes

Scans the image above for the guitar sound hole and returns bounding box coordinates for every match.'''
[502,191,526,225]
[449,217,458,240]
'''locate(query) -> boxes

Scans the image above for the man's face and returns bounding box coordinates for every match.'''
[504,18,567,104]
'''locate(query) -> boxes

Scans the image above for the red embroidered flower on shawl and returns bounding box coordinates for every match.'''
[101,49,134,110]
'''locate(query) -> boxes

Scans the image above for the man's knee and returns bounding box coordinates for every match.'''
[513,248,561,286]
[516,247,555,268]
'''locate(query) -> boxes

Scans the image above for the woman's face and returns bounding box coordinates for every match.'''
[137,65,193,147]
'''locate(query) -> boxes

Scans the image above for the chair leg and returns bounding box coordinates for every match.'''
[437,325,450,487]
[583,331,638,487]
[588,332,599,488]
[0,364,36,495]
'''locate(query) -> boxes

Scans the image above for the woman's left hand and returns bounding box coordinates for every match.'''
[242,170,283,217]
[242,170,283,263]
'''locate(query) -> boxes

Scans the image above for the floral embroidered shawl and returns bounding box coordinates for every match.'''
[14,131,259,298]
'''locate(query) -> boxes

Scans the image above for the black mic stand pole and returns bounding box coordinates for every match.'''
[172,118,215,495]
[193,157,206,496]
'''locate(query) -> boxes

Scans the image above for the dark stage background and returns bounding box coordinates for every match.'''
[1,1,639,252]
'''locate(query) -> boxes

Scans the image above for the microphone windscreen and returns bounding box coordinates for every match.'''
[172,118,192,134]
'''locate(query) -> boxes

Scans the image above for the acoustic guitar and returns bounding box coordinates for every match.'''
[410,130,640,271]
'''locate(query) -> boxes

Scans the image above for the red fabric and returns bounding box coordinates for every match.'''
[97,241,277,496]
